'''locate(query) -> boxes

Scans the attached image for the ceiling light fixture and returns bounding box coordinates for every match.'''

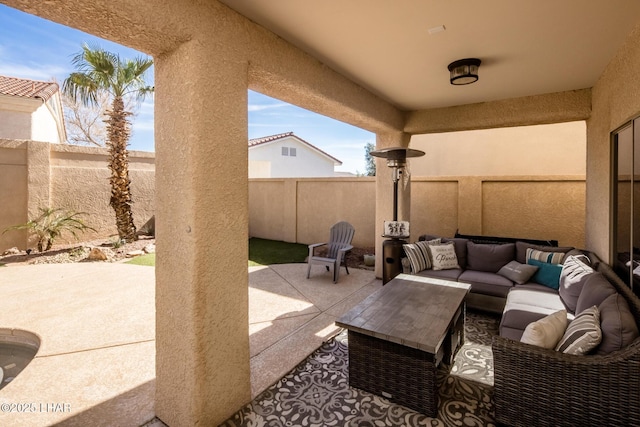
[448,58,481,85]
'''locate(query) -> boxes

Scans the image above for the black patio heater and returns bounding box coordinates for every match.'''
[370,147,425,284]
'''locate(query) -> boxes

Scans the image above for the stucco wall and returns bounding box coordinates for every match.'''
[0,139,155,252]
[296,178,376,247]
[0,96,62,143]
[410,121,586,177]
[0,141,28,250]
[587,22,640,261]
[0,108,32,140]
[248,176,586,249]
[31,102,62,143]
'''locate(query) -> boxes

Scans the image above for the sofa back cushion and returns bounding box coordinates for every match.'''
[575,272,617,314]
[596,293,640,354]
[559,254,595,314]
[515,241,573,264]
[466,241,515,273]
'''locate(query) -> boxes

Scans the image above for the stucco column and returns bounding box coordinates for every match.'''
[457,177,483,234]
[154,40,250,426]
[374,132,411,278]
[26,140,51,247]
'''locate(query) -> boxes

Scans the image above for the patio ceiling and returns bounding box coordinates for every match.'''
[219,0,640,111]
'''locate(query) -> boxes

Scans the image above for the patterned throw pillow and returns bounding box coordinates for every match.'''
[429,242,460,271]
[402,238,441,273]
[555,305,602,355]
[403,241,431,273]
[527,247,565,265]
[559,255,594,313]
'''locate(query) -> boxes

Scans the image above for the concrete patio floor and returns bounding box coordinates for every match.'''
[0,261,380,426]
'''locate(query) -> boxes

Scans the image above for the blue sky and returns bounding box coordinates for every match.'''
[0,4,374,174]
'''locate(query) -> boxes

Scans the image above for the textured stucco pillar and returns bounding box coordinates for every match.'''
[457,177,483,234]
[154,39,250,426]
[374,132,411,278]
[26,140,51,247]
[282,179,298,243]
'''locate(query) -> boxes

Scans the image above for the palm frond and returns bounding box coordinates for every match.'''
[2,208,96,252]
[63,43,154,108]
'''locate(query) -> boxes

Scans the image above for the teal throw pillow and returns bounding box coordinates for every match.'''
[527,259,562,290]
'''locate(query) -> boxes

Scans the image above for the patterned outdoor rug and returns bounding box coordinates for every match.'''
[222,310,500,427]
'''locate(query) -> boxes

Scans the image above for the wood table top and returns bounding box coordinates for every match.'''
[335,274,471,353]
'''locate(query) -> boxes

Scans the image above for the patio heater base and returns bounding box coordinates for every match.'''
[382,238,405,285]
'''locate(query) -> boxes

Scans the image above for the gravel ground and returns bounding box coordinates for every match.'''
[0,236,156,266]
[1,237,376,269]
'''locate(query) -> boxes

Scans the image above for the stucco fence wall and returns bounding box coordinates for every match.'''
[250,175,586,249]
[0,139,586,252]
[0,139,155,252]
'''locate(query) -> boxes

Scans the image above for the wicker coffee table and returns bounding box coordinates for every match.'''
[335,273,471,416]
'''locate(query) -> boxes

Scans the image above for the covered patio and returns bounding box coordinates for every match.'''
[1,1,640,425]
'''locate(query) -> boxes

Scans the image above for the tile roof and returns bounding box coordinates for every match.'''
[0,75,60,102]
[248,132,294,147]
[248,132,342,164]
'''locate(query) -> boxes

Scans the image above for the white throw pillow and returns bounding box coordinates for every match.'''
[429,242,460,271]
[520,310,568,349]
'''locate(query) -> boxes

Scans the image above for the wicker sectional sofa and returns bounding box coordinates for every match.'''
[403,233,640,426]
[493,256,640,426]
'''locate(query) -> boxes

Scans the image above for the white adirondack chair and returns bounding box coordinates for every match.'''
[306,221,355,283]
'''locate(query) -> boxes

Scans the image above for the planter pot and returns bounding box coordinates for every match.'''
[363,254,375,267]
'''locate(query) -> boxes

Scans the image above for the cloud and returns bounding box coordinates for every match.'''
[248,102,290,112]
[0,62,69,81]
[132,118,155,132]
[136,99,154,115]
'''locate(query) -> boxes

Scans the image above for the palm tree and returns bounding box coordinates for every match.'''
[63,44,153,242]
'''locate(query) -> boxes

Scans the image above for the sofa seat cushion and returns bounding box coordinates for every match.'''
[458,270,514,298]
[499,287,569,337]
[513,283,560,293]
[415,267,463,281]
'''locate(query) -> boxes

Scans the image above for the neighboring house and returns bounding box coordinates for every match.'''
[248,132,342,178]
[0,75,66,143]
